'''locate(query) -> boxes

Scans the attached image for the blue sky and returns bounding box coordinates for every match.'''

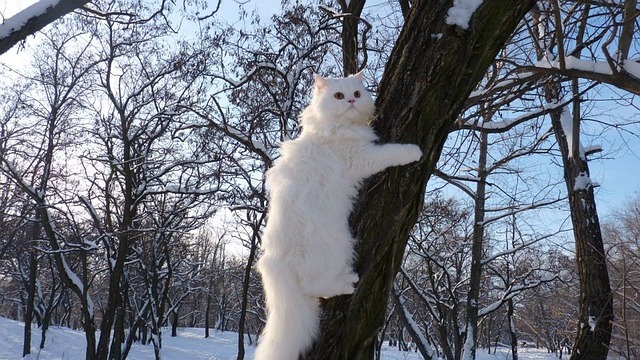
[2,0,639,217]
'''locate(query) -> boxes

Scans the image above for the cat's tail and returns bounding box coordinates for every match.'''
[254,256,319,360]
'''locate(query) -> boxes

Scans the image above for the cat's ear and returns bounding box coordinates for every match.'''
[351,70,365,82]
[314,73,328,91]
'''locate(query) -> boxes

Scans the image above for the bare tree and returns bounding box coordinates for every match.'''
[603,196,640,359]
[77,4,222,356]
[0,24,99,358]
[530,3,615,357]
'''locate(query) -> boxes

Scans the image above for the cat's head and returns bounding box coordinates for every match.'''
[301,72,375,130]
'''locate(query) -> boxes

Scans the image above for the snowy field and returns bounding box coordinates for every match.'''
[0,317,558,360]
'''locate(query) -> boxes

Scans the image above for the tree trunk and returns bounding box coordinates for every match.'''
[462,126,488,359]
[39,265,60,350]
[548,109,613,359]
[237,214,262,360]
[508,299,519,360]
[531,5,613,357]
[172,309,178,337]
[205,291,211,338]
[302,1,536,359]
[23,248,38,357]
[109,288,126,360]
[97,110,136,360]
[338,0,365,76]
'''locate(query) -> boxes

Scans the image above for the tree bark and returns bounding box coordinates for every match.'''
[40,270,60,350]
[508,299,519,360]
[548,110,613,360]
[23,246,38,357]
[302,1,536,359]
[237,226,260,360]
[171,309,178,337]
[205,289,212,338]
[0,0,91,55]
[462,128,488,359]
[338,0,365,76]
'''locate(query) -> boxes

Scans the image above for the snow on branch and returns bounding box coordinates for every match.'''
[458,103,555,134]
[177,103,273,167]
[527,56,640,96]
[318,5,348,17]
[478,273,559,318]
[584,144,603,157]
[0,0,91,55]
[481,198,564,226]
[392,285,439,359]
[461,88,587,135]
[536,56,613,75]
[574,171,593,191]
[399,267,445,322]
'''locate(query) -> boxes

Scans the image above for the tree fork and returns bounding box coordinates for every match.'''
[302,1,536,359]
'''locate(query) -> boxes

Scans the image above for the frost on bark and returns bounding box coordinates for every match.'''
[301,1,536,359]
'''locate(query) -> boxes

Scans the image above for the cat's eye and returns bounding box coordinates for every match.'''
[334,92,344,99]
[354,91,361,98]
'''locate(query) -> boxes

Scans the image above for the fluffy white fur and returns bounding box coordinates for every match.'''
[254,72,422,360]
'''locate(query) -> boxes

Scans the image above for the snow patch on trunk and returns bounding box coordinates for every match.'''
[574,171,592,191]
[588,315,597,332]
[446,0,483,30]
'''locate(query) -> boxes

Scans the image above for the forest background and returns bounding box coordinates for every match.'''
[1,1,640,360]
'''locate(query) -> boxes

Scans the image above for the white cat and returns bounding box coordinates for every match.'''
[254,71,422,360]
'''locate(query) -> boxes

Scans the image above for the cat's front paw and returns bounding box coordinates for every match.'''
[337,272,359,296]
[345,272,359,284]
[320,272,359,298]
[404,144,422,164]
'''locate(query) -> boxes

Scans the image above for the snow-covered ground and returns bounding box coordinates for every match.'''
[0,317,558,360]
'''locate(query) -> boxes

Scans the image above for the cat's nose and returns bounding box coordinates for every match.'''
[348,99,355,104]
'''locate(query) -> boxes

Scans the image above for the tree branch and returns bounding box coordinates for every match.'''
[0,0,91,55]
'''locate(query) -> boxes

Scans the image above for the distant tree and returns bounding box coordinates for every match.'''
[0,25,99,358]
[1,1,226,359]
[530,3,615,357]
[77,3,221,356]
[400,195,473,360]
[517,249,578,356]
[603,196,640,359]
